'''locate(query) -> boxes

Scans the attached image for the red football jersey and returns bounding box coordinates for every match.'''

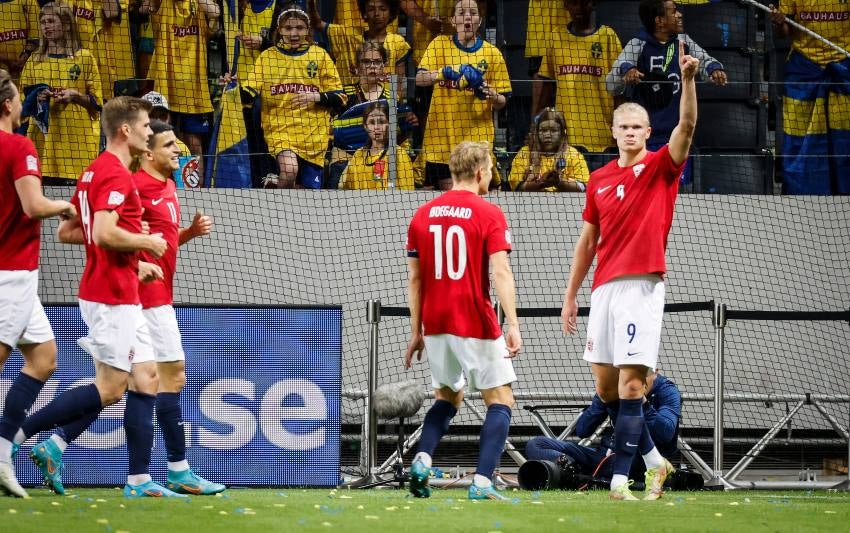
[583,145,684,290]
[71,151,143,305]
[0,131,42,271]
[406,190,512,339]
[134,170,180,308]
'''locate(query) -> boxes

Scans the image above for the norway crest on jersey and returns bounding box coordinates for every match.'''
[633,163,646,178]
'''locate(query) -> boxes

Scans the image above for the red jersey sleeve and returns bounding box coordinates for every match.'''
[656,144,686,184]
[582,179,600,225]
[11,136,42,181]
[484,206,512,256]
[406,209,420,257]
[90,172,134,214]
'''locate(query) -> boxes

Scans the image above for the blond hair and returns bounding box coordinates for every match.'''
[33,2,82,61]
[101,96,152,139]
[0,69,16,116]
[449,141,491,182]
[613,102,651,126]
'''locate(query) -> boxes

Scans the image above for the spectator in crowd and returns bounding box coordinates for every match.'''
[141,0,220,179]
[509,108,589,192]
[307,0,410,86]
[0,0,37,77]
[244,3,344,189]
[238,0,277,76]
[769,1,849,194]
[526,370,681,485]
[534,0,621,162]
[339,100,415,189]
[415,0,509,190]
[606,0,726,184]
[525,0,570,115]
[96,0,136,100]
[329,41,418,188]
[20,2,101,184]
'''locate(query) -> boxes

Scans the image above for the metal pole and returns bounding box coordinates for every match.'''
[387,76,398,189]
[342,299,383,488]
[705,301,732,489]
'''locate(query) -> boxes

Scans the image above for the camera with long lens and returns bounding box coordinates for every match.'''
[518,455,590,490]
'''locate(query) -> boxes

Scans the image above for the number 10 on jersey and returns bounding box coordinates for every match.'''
[429,224,467,280]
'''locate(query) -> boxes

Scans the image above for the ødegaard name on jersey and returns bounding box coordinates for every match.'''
[429,205,473,219]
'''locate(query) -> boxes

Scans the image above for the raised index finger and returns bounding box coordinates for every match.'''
[679,38,685,60]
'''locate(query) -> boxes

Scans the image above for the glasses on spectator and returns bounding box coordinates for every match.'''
[360,59,385,67]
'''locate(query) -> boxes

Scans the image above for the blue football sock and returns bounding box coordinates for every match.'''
[612,398,644,477]
[639,421,656,455]
[417,400,457,457]
[125,391,155,476]
[476,404,512,479]
[20,384,102,440]
[156,392,185,463]
[0,373,45,442]
[57,410,100,444]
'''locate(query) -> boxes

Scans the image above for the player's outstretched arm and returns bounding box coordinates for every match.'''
[668,39,699,167]
[404,257,425,369]
[92,210,167,257]
[14,175,76,220]
[178,210,213,246]
[491,251,522,357]
[562,222,599,335]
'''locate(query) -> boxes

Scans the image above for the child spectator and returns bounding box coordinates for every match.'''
[340,100,415,189]
[20,1,101,184]
[245,3,344,189]
[307,0,410,85]
[415,0,509,190]
[509,108,589,192]
[534,0,621,157]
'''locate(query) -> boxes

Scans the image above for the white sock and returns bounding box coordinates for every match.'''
[168,460,190,472]
[413,452,432,468]
[127,473,152,486]
[0,437,11,463]
[13,429,25,446]
[611,474,629,490]
[642,447,664,470]
[472,474,492,488]
[50,434,68,453]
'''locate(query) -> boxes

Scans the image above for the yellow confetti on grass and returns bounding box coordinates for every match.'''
[530,501,544,505]
[338,495,352,499]
[825,511,837,514]
[356,505,365,510]
[97,519,109,524]
[202,506,214,509]
[116,530,131,533]
[96,499,107,502]
[666,503,675,507]
[273,504,286,508]
[557,518,565,522]
[729,502,740,506]
[322,522,332,527]
[385,506,397,511]
[364,515,379,520]
[714,513,723,517]
[119,504,125,509]
[51,502,61,506]
[8,509,17,514]
[90,505,98,509]
[219,511,228,515]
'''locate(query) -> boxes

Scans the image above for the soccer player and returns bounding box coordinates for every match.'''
[7,96,168,496]
[0,69,76,499]
[534,0,621,157]
[560,39,698,501]
[245,4,344,189]
[30,120,223,496]
[416,0,510,190]
[405,140,522,501]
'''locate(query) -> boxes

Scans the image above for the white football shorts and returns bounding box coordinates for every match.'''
[583,275,665,369]
[77,300,154,372]
[424,334,517,393]
[0,270,54,348]
[141,305,185,362]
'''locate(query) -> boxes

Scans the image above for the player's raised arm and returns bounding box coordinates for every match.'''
[178,209,213,246]
[405,256,424,368]
[490,251,521,356]
[92,210,167,257]
[561,221,599,335]
[668,39,698,167]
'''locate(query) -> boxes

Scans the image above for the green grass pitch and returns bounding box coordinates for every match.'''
[2,487,849,532]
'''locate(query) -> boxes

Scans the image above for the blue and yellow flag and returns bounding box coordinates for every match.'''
[208,0,252,188]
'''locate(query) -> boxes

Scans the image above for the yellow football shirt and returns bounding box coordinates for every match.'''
[19,49,101,180]
[411,0,453,64]
[419,35,511,164]
[239,1,274,78]
[0,0,31,72]
[508,145,589,191]
[334,0,398,32]
[325,24,410,84]
[148,0,214,114]
[525,0,570,58]
[540,25,621,152]
[340,146,415,190]
[93,0,135,99]
[781,0,850,65]
[245,44,342,165]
